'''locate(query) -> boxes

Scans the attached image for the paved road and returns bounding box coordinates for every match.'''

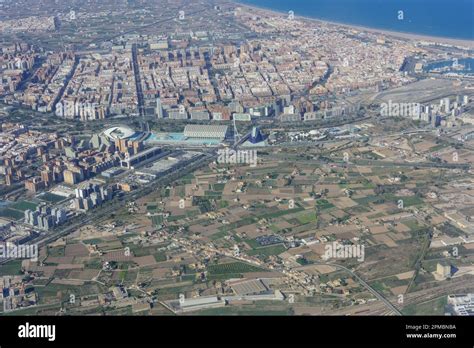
[312,261,403,316]
[0,151,216,266]
[131,44,145,118]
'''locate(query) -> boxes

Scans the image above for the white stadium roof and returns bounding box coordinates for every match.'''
[102,126,136,140]
[183,125,228,140]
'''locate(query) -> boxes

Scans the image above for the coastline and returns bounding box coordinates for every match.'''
[233,1,474,49]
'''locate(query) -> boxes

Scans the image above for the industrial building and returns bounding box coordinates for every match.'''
[165,296,226,313]
[447,294,474,316]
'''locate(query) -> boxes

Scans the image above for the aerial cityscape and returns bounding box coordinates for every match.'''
[0,0,473,323]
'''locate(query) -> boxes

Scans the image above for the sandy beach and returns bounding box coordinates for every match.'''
[233,1,474,49]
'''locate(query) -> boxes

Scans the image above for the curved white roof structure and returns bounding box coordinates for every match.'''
[183,125,228,140]
[102,126,136,141]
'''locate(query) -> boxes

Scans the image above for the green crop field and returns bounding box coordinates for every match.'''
[0,208,24,220]
[247,244,286,257]
[38,193,66,203]
[296,211,318,224]
[316,199,335,210]
[207,262,267,275]
[0,260,23,276]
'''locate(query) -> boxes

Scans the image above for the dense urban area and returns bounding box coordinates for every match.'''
[0,0,473,316]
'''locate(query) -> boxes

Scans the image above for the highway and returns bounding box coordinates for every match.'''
[0,150,217,266]
[131,44,145,118]
[0,126,251,267]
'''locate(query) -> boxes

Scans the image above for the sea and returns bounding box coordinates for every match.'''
[237,0,474,41]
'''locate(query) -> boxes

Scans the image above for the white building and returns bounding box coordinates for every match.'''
[447,294,474,315]
[184,125,228,140]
